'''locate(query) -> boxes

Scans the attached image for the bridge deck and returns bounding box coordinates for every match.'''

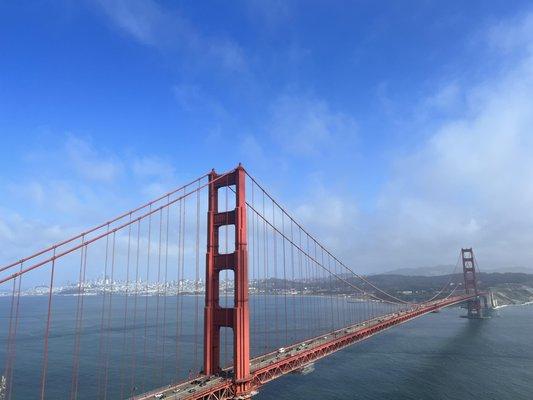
[134,294,478,400]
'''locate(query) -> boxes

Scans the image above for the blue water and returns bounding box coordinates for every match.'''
[257,306,533,400]
[0,294,389,399]
[1,296,531,399]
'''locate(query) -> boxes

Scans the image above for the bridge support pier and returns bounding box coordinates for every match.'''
[204,165,252,397]
[461,248,491,319]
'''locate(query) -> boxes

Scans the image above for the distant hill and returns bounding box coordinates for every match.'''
[365,272,533,291]
[361,272,533,304]
[251,271,533,305]
[483,266,533,274]
[382,265,457,276]
[383,265,533,276]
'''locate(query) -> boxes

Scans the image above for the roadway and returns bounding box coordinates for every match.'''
[133,295,477,400]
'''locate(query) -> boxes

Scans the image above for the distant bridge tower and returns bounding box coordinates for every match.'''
[461,248,488,318]
[204,165,252,397]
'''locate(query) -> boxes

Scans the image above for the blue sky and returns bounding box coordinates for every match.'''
[1,1,533,273]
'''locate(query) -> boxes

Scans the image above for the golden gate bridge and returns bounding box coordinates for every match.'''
[0,165,490,399]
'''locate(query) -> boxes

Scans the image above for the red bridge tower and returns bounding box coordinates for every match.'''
[204,165,252,396]
[461,248,487,318]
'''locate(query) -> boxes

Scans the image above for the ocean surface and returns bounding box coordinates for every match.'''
[257,305,533,400]
[0,295,531,399]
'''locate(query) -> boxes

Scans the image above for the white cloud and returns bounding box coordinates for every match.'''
[93,0,246,72]
[423,82,462,113]
[356,12,533,271]
[173,84,205,112]
[488,12,533,55]
[65,136,123,182]
[132,156,175,179]
[294,189,359,255]
[240,135,270,170]
[246,0,291,28]
[0,135,191,276]
[268,94,358,156]
[173,84,227,118]
[94,0,169,46]
[10,181,46,206]
[0,208,73,269]
[282,12,533,273]
[206,39,246,72]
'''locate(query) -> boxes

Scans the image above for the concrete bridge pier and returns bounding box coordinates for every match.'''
[462,292,494,319]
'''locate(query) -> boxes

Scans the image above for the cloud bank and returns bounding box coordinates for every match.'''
[293,11,533,272]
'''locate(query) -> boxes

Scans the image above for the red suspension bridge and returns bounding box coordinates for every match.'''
[0,165,490,400]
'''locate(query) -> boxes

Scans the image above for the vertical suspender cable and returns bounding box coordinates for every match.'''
[8,263,23,400]
[272,202,279,344]
[337,260,345,328]
[160,199,170,385]
[250,181,257,355]
[262,191,267,352]
[313,241,319,333]
[76,244,88,397]
[97,227,110,398]
[290,220,296,341]
[70,236,86,400]
[40,250,56,400]
[281,213,288,345]
[153,209,163,385]
[3,275,17,398]
[175,197,182,380]
[298,229,304,341]
[119,215,133,399]
[4,262,22,400]
[130,220,141,396]
[104,232,116,400]
[141,208,152,392]
[264,190,270,352]
[259,201,264,351]
[103,231,116,400]
[327,254,334,332]
[178,191,186,378]
[305,235,311,337]
[194,184,200,373]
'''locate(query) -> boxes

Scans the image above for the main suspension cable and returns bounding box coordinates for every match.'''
[243,171,410,305]
[0,170,235,285]
[245,200,402,305]
[0,174,209,275]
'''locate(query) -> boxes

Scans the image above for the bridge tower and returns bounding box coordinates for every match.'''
[204,165,252,396]
[461,248,486,318]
